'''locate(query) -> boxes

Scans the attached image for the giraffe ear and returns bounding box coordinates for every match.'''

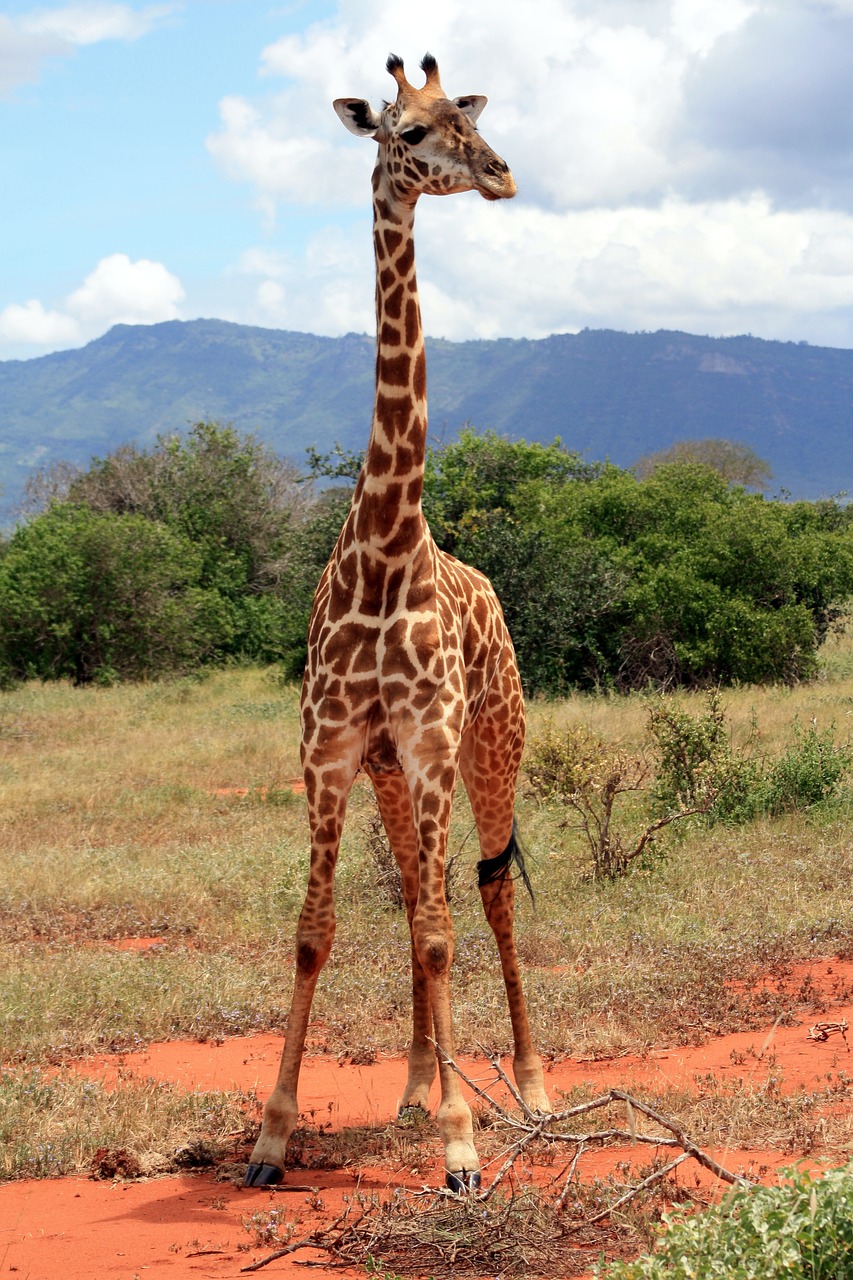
[334,98,382,137]
[453,95,487,124]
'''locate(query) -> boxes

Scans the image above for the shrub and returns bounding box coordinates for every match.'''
[647,691,765,825]
[648,694,850,825]
[0,504,229,684]
[764,721,853,816]
[525,725,701,878]
[596,1161,853,1279]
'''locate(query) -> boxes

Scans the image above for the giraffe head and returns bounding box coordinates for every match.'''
[334,54,516,204]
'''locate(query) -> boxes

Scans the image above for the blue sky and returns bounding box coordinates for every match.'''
[3,0,853,360]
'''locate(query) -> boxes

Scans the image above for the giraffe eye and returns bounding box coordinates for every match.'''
[400,125,428,146]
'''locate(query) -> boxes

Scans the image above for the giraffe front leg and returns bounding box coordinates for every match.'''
[370,771,436,1116]
[245,760,352,1187]
[245,893,336,1185]
[411,888,480,1191]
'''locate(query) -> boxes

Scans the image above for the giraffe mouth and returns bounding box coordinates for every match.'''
[475,159,517,201]
[477,177,517,201]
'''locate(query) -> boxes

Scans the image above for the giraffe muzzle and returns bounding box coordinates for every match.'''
[476,154,516,201]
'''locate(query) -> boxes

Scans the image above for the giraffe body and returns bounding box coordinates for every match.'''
[246,54,548,1193]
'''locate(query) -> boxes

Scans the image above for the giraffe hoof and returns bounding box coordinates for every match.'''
[445,1168,481,1195]
[244,1162,285,1187]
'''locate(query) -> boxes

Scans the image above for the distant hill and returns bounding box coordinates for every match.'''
[2,318,852,521]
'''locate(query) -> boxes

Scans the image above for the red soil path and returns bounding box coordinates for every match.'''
[3,957,852,1279]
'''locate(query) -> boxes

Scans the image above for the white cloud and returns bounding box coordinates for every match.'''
[199,0,853,349]
[670,0,758,55]
[0,14,68,94]
[206,0,754,216]
[413,196,853,342]
[66,253,184,325]
[206,95,367,219]
[21,3,173,45]
[224,194,853,348]
[0,299,80,346]
[0,254,185,357]
[0,3,172,95]
[7,0,853,358]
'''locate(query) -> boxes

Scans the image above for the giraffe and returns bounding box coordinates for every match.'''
[245,52,549,1194]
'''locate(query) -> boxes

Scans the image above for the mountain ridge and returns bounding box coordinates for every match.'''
[2,318,851,520]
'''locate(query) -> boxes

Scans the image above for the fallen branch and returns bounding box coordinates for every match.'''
[240,1053,754,1276]
[807,1019,849,1050]
[441,1049,753,1196]
[241,1207,356,1273]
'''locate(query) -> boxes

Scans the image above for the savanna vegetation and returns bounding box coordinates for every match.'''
[2,646,853,1150]
[3,423,853,1272]
[2,423,853,692]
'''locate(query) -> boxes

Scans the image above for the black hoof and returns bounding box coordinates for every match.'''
[445,1168,481,1195]
[244,1162,284,1187]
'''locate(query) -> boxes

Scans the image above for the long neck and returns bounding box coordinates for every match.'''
[349,168,428,557]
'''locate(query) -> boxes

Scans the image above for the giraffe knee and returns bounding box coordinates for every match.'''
[416,932,451,978]
[296,934,332,977]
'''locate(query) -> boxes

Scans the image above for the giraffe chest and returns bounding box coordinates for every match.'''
[301,557,501,769]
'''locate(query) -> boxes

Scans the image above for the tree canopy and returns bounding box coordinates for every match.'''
[634,437,773,489]
[3,425,851,693]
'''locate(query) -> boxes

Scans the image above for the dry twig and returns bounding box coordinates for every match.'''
[807,1019,849,1050]
[241,1052,753,1276]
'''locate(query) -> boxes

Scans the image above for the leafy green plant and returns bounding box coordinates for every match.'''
[0,503,230,685]
[595,1161,853,1279]
[648,694,850,825]
[764,721,852,816]
[647,691,764,824]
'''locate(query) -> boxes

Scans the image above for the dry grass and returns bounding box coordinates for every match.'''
[0,1064,255,1180]
[2,638,853,1071]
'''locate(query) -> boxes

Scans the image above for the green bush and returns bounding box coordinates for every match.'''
[450,514,627,694]
[9,425,853,693]
[647,692,765,824]
[424,435,853,694]
[764,722,853,816]
[68,421,307,665]
[596,1162,853,1279]
[524,722,718,878]
[0,504,230,684]
[648,694,850,825]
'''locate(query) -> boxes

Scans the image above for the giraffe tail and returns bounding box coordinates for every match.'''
[476,817,534,904]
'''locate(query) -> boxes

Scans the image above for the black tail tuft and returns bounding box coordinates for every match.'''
[477,818,534,905]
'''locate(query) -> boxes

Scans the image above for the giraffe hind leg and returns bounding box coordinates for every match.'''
[477,817,533,903]
[475,821,550,1112]
[460,683,550,1115]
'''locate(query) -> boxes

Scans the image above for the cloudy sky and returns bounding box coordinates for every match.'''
[3,0,853,362]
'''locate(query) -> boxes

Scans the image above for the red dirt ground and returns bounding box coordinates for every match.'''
[2,957,852,1279]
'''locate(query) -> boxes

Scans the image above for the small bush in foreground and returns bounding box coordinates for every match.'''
[0,1065,252,1180]
[525,724,706,877]
[596,1162,853,1279]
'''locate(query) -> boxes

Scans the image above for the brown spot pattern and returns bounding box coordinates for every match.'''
[250,61,546,1193]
